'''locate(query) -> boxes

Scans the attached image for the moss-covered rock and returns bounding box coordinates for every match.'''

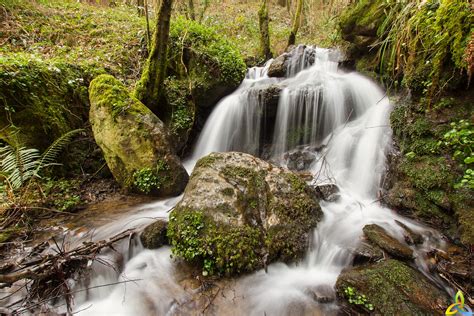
[384,97,474,245]
[140,220,168,249]
[0,53,95,150]
[167,152,323,276]
[363,224,413,261]
[336,259,449,315]
[89,74,188,196]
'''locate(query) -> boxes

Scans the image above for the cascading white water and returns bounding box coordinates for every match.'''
[66,46,449,315]
[189,61,279,162]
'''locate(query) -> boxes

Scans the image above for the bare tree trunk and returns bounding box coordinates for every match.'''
[137,0,145,16]
[258,0,272,60]
[287,0,303,47]
[187,0,196,20]
[198,0,209,22]
[134,0,173,116]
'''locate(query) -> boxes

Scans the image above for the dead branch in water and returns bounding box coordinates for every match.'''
[0,229,135,286]
[0,229,137,314]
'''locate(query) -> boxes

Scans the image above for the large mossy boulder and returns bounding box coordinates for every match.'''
[0,54,92,150]
[89,74,188,196]
[167,152,323,276]
[336,259,449,315]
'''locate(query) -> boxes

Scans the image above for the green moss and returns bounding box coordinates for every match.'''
[168,16,246,87]
[89,74,147,119]
[167,208,262,276]
[400,156,452,191]
[336,260,449,315]
[0,53,95,149]
[341,0,472,100]
[194,154,223,169]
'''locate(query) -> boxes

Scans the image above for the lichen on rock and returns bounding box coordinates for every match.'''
[89,74,188,196]
[167,151,323,276]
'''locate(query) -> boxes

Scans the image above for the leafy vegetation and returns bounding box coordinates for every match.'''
[167,208,262,276]
[340,0,472,103]
[132,160,169,194]
[438,120,473,189]
[0,129,83,192]
[343,286,374,311]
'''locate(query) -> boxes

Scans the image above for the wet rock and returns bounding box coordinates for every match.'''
[89,74,189,197]
[363,224,414,261]
[336,259,449,315]
[258,84,282,119]
[305,285,336,304]
[140,220,168,249]
[167,152,323,276]
[314,184,340,202]
[351,241,384,266]
[267,53,289,77]
[285,151,315,172]
[395,220,423,245]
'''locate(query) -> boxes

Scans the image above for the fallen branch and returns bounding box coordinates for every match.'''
[0,229,136,287]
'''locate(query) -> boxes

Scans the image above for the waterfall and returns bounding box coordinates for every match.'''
[64,47,447,315]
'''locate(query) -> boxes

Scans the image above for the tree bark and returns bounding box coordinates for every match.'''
[187,0,196,20]
[135,0,173,117]
[287,0,303,47]
[137,0,145,16]
[258,0,272,60]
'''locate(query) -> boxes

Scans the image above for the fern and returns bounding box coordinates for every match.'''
[0,129,83,191]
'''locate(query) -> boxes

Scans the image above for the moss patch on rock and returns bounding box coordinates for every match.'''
[336,259,449,315]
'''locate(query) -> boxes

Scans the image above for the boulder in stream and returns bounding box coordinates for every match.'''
[363,224,414,261]
[336,259,449,315]
[89,74,189,197]
[141,220,168,249]
[167,152,323,276]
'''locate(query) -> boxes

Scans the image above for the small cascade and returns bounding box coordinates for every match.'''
[189,63,279,161]
[61,46,451,315]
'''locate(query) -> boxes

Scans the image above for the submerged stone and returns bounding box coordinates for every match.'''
[336,259,449,315]
[167,152,323,276]
[89,74,188,197]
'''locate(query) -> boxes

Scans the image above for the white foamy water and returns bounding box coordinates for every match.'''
[9,45,447,315]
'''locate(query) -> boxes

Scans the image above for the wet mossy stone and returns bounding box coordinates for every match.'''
[141,220,168,249]
[89,74,188,196]
[336,259,449,315]
[363,224,414,261]
[167,152,323,276]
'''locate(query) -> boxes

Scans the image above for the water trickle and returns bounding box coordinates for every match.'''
[68,46,449,315]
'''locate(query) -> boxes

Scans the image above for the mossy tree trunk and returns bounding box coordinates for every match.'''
[135,0,173,117]
[287,0,303,47]
[258,0,272,60]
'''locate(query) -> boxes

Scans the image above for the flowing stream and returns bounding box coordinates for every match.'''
[63,46,449,315]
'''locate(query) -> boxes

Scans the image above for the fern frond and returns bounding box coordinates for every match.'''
[0,145,40,190]
[36,129,84,174]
